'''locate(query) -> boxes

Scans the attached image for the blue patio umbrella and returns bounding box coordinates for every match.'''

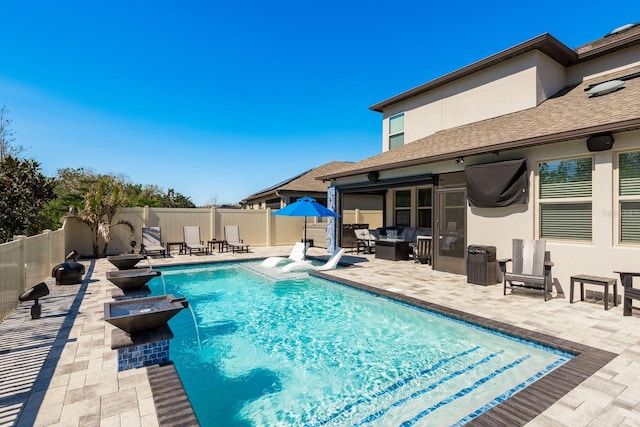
[272,196,339,256]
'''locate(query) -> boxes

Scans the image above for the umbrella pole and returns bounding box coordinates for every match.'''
[303,216,307,260]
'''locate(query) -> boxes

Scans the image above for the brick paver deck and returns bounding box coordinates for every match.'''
[1,246,639,426]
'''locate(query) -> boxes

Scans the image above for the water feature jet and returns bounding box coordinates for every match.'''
[106,269,161,292]
[107,254,146,270]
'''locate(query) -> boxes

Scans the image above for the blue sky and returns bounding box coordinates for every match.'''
[0,1,637,205]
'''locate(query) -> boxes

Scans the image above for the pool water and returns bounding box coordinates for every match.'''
[150,263,571,426]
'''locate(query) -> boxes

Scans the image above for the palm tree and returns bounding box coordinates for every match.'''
[74,176,134,257]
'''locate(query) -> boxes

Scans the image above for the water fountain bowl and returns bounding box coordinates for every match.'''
[104,294,188,335]
[107,254,146,270]
[106,269,161,291]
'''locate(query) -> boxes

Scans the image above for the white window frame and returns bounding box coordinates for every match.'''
[615,149,640,246]
[535,155,594,242]
[389,113,405,150]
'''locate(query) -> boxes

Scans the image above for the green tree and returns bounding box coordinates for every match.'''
[0,156,55,242]
[124,183,163,207]
[39,167,100,230]
[122,184,195,208]
[71,175,134,257]
[39,168,196,235]
[160,188,196,208]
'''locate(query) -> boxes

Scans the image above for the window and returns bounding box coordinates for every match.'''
[265,198,281,210]
[618,151,640,243]
[538,157,593,241]
[394,190,411,226]
[417,187,432,228]
[389,113,404,150]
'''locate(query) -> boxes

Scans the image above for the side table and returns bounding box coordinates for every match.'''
[166,242,184,255]
[570,274,617,310]
[208,240,226,253]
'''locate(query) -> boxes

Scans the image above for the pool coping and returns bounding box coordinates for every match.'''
[148,257,618,426]
[312,270,618,426]
[147,362,200,426]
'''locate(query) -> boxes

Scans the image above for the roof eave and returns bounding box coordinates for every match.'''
[318,118,640,180]
[577,32,640,61]
[369,33,577,113]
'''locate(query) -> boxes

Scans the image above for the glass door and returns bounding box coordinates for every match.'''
[435,188,466,274]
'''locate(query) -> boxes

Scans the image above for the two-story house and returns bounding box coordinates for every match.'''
[319,23,640,288]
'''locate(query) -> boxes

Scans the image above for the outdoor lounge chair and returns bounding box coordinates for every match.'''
[413,235,432,265]
[261,242,308,268]
[224,225,250,253]
[499,239,554,301]
[183,226,208,256]
[141,227,166,257]
[280,247,345,273]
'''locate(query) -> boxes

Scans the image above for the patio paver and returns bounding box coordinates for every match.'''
[0,245,639,426]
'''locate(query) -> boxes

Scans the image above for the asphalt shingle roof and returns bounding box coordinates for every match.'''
[244,161,353,200]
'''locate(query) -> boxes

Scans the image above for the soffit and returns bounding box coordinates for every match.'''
[369,34,577,113]
[321,66,640,180]
[370,26,640,114]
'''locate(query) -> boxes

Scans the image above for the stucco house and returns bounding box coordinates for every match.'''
[241,161,352,209]
[319,23,640,290]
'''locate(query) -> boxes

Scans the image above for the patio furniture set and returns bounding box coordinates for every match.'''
[353,226,432,264]
[140,225,250,257]
[491,238,640,315]
[353,230,638,314]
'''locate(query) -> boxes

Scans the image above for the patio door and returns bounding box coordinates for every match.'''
[434,187,466,275]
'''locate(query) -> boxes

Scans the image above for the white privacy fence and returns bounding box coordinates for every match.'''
[0,208,381,320]
[64,207,382,257]
[0,229,65,321]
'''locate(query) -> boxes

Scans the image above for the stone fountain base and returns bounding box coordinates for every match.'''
[111,324,174,371]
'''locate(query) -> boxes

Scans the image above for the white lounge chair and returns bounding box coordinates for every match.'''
[183,226,208,256]
[281,248,345,273]
[261,242,309,268]
[141,227,166,257]
[224,225,250,253]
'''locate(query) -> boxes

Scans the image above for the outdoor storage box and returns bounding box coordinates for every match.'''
[467,245,497,286]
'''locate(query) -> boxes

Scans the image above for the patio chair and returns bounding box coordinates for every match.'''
[261,242,309,268]
[281,248,346,273]
[183,226,208,256]
[413,235,432,265]
[354,229,377,254]
[224,225,250,253]
[141,227,166,257]
[499,239,554,301]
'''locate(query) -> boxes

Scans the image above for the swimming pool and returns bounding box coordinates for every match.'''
[149,262,572,426]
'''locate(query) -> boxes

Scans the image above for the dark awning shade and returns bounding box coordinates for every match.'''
[465,159,528,207]
[336,174,436,193]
